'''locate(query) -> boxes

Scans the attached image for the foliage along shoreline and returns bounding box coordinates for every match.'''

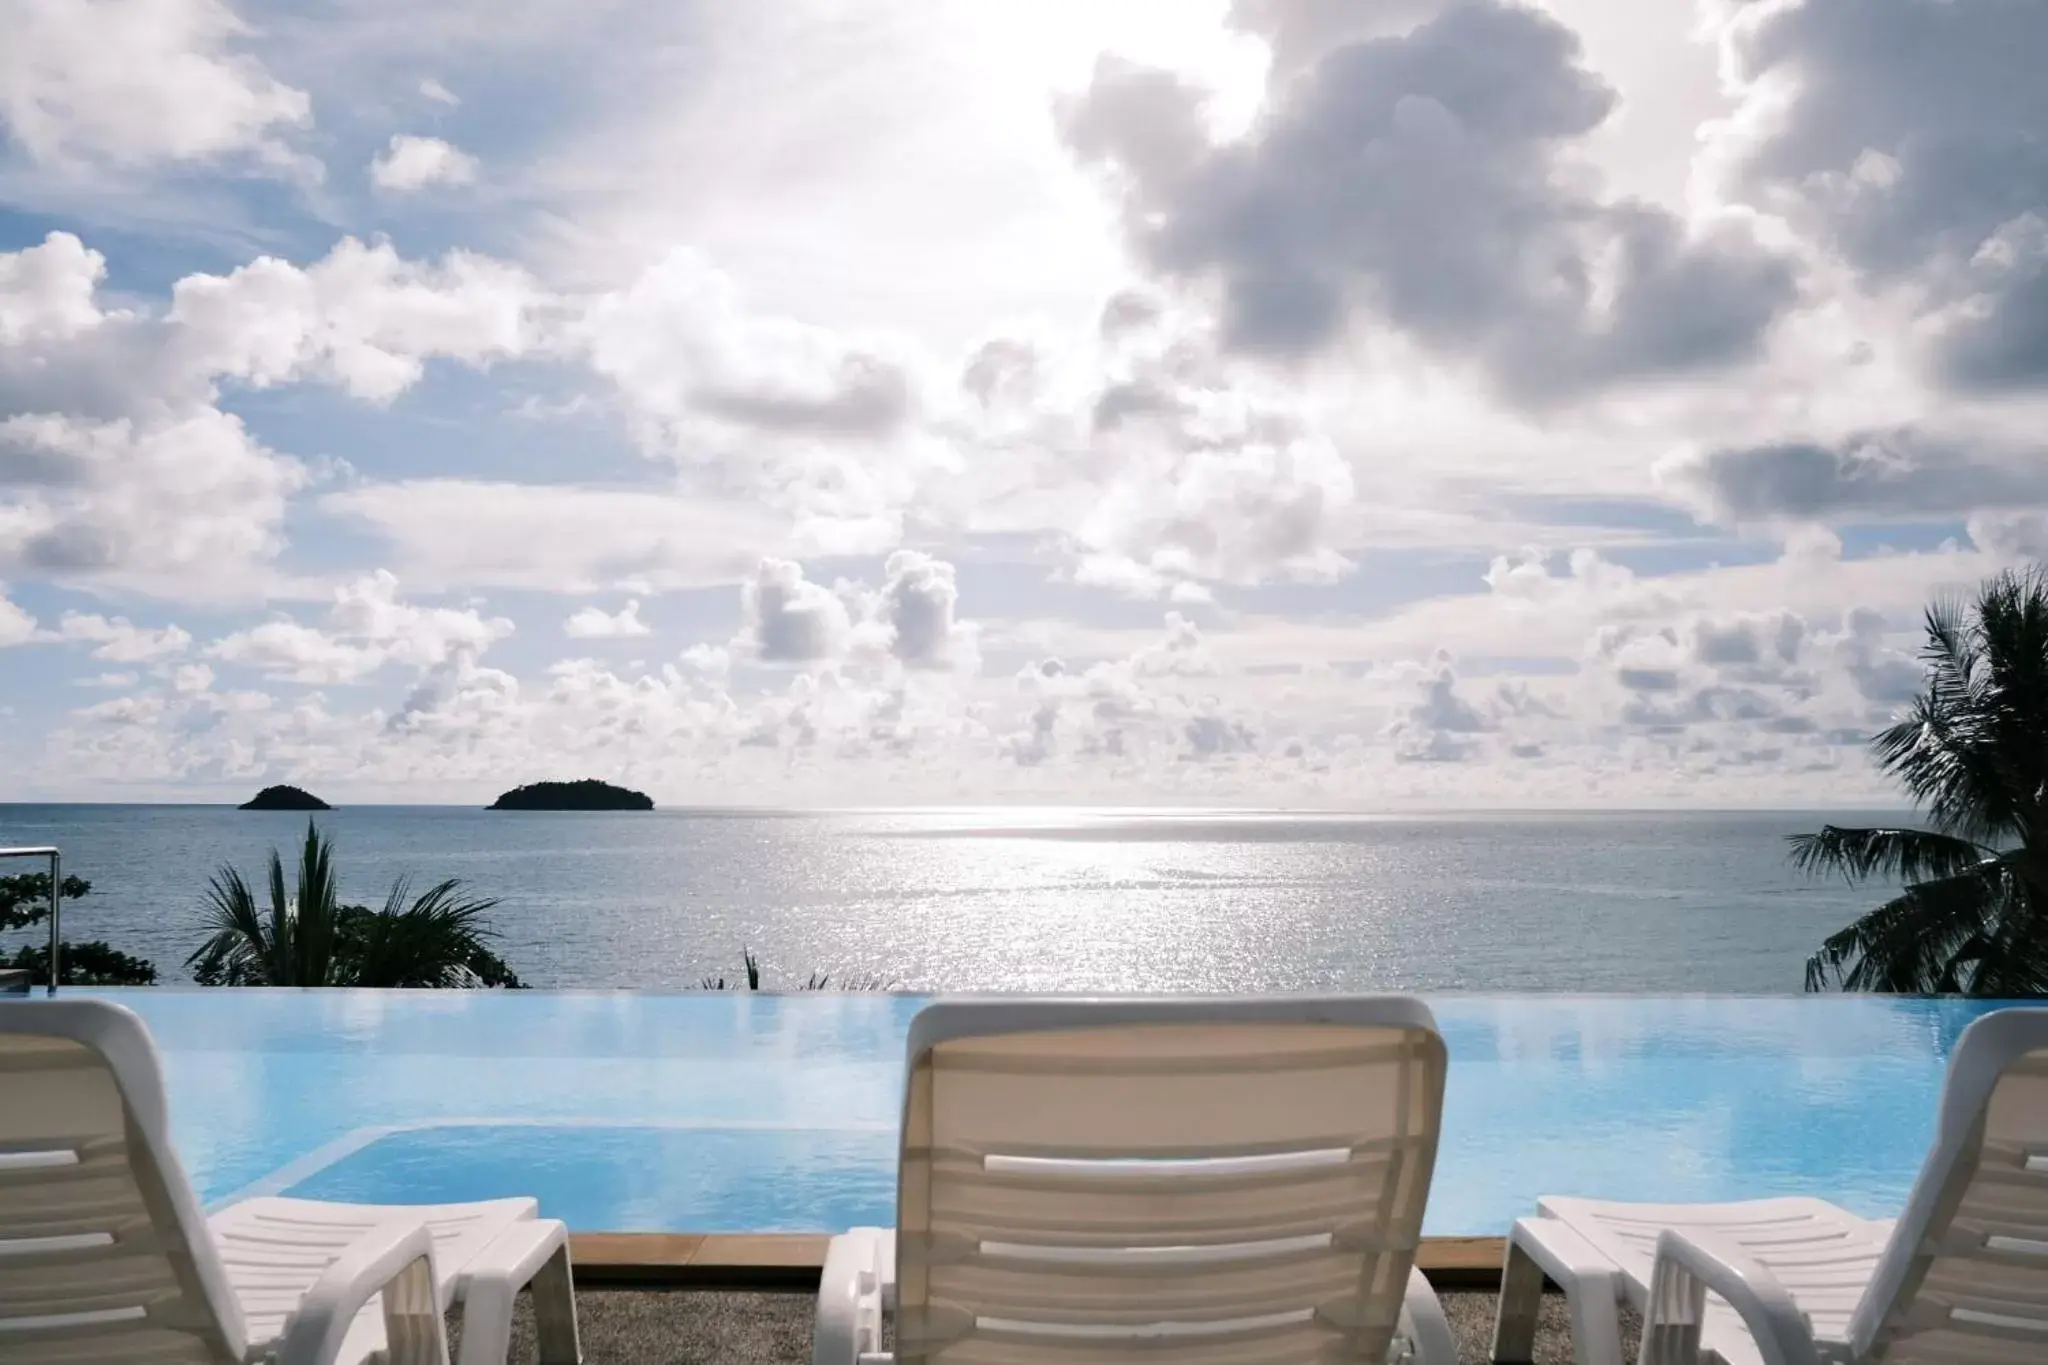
[240,784,331,810]
[488,779,653,811]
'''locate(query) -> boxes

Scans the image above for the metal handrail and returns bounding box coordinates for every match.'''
[0,846,61,995]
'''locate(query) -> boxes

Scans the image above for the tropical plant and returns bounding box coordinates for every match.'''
[1791,566,2048,995]
[0,873,158,985]
[187,822,523,988]
[698,947,892,992]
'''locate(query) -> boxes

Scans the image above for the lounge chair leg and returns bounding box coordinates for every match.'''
[455,1277,514,1365]
[531,1243,582,1365]
[1566,1269,1625,1365]
[1493,1236,1545,1363]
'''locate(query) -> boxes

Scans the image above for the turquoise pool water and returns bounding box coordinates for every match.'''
[73,990,2012,1235]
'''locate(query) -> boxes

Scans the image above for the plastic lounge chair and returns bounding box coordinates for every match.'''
[0,999,580,1365]
[813,994,1458,1365]
[1492,1006,2048,1365]
[209,1195,581,1365]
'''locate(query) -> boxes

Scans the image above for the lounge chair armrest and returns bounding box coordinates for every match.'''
[275,1219,449,1365]
[1397,1264,1459,1365]
[462,1216,569,1295]
[814,1229,890,1365]
[457,1219,580,1365]
[1638,1228,1820,1365]
[1511,1216,1625,1297]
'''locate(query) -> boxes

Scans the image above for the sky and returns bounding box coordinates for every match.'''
[0,0,2043,807]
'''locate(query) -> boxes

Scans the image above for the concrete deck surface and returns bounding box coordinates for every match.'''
[457,1287,1638,1363]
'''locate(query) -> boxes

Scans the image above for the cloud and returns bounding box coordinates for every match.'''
[0,0,311,169]
[0,232,107,344]
[1385,652,1493,762]
[1001,615,1264,771]
[1053,324,1355,598]
[1969,509,2048,564]
[209,619,379,684]
[737,559,853,665]
[960,338,1039,408]
[322,479,805,593]
[1706,0,2048,392]
[57,613,193,662]
[169,236,544,403]
[576,249,928,529]
[1692,611,1803,671]
[1484,546,1674,618]
[1828,608,1923,707]
[1062,1,1795,404]
[1660,427,2048,525]
[1227,0,1439,76]
[1134,611,1218,678]
[876,550,973,671]
[0,232,554,597]
[209,570,512,682]
[0,587,34,647]
[0,409,304,594]
[0,233,201,423]
[369,134,480,192]
[4,2,2031,808]
[564,599,652,639]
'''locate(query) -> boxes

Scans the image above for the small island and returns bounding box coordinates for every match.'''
[488,779,653,812]
[239,784,331,811]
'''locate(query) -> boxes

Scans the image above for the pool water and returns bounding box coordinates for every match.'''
[75,989,2013,1235]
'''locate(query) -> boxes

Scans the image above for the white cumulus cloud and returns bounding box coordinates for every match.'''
[369,134,480,192]
[564,600,652,639]
[0,0,311,169]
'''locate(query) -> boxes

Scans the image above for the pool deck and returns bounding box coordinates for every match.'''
[570,1233,1509,1289]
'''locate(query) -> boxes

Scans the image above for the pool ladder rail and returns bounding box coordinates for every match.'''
[0,845,61,996]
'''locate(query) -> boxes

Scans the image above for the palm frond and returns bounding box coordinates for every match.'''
[1873,571,2048,847]
[1803,865,2013,993]
[344,877,513,988]
[190,825,518,989]
[1785,826,1995,886]
[265,843,294,983]
[187,864,275,986]
[292,819,340,986]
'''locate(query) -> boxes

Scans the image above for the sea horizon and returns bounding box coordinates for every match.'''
[2,798,1914,814]
[4,804,1913,996]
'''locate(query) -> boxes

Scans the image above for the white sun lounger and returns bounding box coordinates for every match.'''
[0,999,580,1365]
[208,1194,581,1365]
[813,994,1458,1365]
[1492,1006,2048,1365]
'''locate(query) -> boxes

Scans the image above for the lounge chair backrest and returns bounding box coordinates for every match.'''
[0,1000,247,1365]
[1849,1007,2048,1363]
[893,995,1447,1365]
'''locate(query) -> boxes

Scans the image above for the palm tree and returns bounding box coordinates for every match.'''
[188,822,522,988]
[1792,567,2048,995]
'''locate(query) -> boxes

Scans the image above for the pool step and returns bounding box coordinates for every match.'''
[567,1234,1508,1291]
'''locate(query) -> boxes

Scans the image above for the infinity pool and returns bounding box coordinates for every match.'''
[74,990,2012,1235]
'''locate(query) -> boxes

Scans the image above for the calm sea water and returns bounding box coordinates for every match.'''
[0,802,1900,994]
[0,805,1907,992]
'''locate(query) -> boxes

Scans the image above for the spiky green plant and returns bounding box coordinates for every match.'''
[188,821,522,988]
[698,947,893,992]
[1793,567,2048,994]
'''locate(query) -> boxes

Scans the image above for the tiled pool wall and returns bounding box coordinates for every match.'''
[64,989,2018,1235]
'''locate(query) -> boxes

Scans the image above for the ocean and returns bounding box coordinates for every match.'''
[0,805,1910,992]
